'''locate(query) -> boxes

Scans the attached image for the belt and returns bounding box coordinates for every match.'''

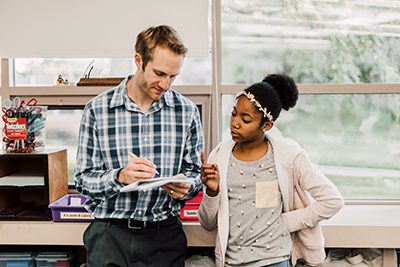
[97,216,178,230]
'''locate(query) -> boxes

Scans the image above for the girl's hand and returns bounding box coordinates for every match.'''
[200,151,220,197]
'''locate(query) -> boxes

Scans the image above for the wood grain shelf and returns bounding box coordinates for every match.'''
[0,149,68,220]
[76,78,124,86]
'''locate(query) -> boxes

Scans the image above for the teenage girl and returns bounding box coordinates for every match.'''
[199,74,344,267]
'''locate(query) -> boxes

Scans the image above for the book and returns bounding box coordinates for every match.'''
[120,175,195,192]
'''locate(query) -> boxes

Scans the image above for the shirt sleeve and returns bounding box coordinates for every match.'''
[179,105,204,201]
[281,151,344,233]
[74,103,123,201]
[198,187,220,231]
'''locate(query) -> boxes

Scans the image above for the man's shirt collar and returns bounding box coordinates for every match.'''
[110,76,175,111]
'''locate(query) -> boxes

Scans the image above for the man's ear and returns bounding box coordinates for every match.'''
[134,53,143,70]
[262,121,273,132]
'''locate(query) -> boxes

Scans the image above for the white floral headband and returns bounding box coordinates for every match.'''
[236,90,274,122]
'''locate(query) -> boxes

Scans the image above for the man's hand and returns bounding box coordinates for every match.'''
[118,157,157,184]
[200,151,220,197]
[162,174,191,199]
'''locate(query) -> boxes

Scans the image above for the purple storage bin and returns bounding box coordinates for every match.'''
[48,194,92,222]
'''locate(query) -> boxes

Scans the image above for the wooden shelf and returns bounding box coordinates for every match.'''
[0,174,45,187]
[76,77,124,86]
[0,149,68,220]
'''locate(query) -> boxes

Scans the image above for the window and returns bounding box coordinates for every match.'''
[13,59,133,86]
[2,1,212,187]
[13,57,211,86]
[2,0,400,202]
[45,96,210,186]
[46,108,83,185]
[219,0,400,200]
[221,0,400,84]
[222,93,400,200]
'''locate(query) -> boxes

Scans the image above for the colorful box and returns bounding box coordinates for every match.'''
[180,191,203,221]
[48,194,92,222]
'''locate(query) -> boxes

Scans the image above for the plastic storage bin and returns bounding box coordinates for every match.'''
[35,252,72,267]
[180,191,203,221]
[48,194,92,222]
[0,252,35,267]
[2,102,47,153]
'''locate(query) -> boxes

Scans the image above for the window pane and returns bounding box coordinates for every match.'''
[46,109,83,185]
[221,93,400,200]
[13,56,211,86]
[14,58,133,86]
[222,0,400,84]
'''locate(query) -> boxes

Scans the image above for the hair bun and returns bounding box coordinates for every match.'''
[262,74,298,111]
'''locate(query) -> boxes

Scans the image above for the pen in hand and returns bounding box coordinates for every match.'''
[129,152,160,175]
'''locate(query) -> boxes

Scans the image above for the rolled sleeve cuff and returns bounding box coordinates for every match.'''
[179,173,202,201]
[108,168,125,193]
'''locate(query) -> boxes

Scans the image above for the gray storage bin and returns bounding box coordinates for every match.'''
[35,252,72,267]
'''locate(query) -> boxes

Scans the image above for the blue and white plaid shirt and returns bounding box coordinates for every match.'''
[75,76,204,221]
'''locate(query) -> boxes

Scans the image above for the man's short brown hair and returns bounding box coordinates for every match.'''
[135,25,188,71]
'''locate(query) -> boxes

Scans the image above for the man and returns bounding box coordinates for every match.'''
[75,25,204,267]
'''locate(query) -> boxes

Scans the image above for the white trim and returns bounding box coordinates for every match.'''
[1,59,10,100]
[8,85,211,97]
[211,0,222,149]
[219,84,400,94]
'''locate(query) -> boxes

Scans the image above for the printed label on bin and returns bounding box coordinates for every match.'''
[183,210,198,217]
[60,212,93,219]
[4,117,28,140]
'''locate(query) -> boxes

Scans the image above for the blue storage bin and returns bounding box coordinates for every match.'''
[0,252,34,267]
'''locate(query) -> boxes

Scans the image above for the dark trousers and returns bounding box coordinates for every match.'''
[83,217,187,267]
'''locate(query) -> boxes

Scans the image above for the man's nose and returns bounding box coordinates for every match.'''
[159,76,171,90]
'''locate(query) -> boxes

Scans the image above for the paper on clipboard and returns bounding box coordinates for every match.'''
[120,175,194,192]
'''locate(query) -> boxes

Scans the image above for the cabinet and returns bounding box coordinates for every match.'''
[0,206,399,266]
[0,148,68,220]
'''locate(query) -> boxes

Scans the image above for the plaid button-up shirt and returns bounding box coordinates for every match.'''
[75,77,204,221]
